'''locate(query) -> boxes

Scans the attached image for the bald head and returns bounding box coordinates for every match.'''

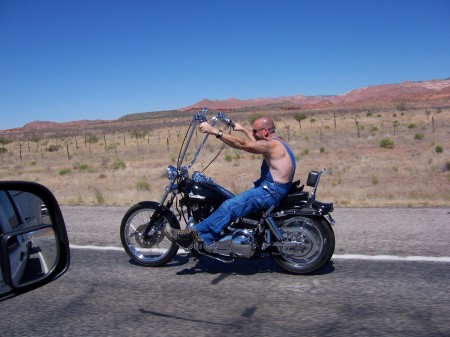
[253,117,275,132]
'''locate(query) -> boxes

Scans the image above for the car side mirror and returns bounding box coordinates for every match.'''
[0,181,70,301]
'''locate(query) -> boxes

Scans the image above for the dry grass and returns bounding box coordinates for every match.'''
[1,108,449,207]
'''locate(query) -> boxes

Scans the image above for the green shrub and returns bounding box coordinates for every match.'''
[105,144,116,151]
[86,134,98,143]
[224,154,232,162]
[74,163,96,173]
[370,126,379,135]
[320,146,325,153]
[248,114,261,124]
[380,138,394,149]
[59,168,71,176]
[435,145,443,154]
[414,133,424,140]
[396,102,407,111]
[47,145,60,152]
[79,163,90,171]
[371,175,379,185]
[0,137,12,146]
[94,188,105,204]
[136,180,150,191]
[111,158,126,170]
[407,123,417,129]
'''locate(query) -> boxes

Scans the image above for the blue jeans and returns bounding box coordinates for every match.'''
[193,180,289,245]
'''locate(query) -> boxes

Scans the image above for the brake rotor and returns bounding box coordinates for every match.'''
[282,228,313,257]
[134,224,165,248]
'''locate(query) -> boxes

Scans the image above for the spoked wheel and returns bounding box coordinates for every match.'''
[120,202,180,266]
[271,216,335,274]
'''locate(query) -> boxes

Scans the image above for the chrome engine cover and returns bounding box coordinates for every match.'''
[203,229,256,258]
[230,229,257,258]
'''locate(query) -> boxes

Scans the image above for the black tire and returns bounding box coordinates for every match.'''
[271,216,335,274]
[120,202,180,267]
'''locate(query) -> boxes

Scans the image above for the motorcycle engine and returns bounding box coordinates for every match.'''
[230,229,257,258]
[190,203,216,222]
[203,229,257,258]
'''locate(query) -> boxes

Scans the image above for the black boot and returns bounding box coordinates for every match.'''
[164,226,198,248]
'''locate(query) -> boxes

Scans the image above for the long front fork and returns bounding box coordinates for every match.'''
[142,184,175,238]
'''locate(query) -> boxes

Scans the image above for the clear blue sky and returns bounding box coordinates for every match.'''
[1,0,449,129]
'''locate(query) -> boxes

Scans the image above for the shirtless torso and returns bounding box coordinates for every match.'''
[199,117,294,185]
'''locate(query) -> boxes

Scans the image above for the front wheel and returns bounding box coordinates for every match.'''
[271,216,335,274]
[120,202,180,266]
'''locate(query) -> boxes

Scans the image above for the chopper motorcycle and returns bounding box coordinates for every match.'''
[120,108,335,274]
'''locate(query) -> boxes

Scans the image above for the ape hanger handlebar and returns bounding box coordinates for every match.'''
[177,108,235,170]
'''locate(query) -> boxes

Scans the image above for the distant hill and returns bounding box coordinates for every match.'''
[1,78,449,139]
[181,78,450,111]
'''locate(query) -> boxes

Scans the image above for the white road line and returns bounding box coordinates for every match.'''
[69,244,450,263]
[37,251,49,273]
[333,254,450,263]
[70,244,124,251]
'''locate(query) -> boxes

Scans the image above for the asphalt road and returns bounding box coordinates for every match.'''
[1,206,449,336]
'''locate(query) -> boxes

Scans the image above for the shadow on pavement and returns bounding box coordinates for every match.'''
[175,255,335,276]
[128,250,335,277]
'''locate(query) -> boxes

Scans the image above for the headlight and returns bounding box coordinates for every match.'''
[166,165,177,182]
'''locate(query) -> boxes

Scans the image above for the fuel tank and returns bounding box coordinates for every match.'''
[185,171,234,205]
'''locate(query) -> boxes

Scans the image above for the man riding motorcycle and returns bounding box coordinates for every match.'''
[165,116,296,248]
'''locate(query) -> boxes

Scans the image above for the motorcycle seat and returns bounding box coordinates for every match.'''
[284,190,309,202]
[311,200,334,213]
[283,179,309,202]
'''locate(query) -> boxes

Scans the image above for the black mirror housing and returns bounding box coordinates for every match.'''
[0,181,70,301]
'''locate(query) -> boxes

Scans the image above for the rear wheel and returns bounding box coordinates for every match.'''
[120,202,179,266]
[271,216,335,274]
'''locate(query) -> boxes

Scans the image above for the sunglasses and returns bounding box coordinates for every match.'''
[252,127,266,134]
